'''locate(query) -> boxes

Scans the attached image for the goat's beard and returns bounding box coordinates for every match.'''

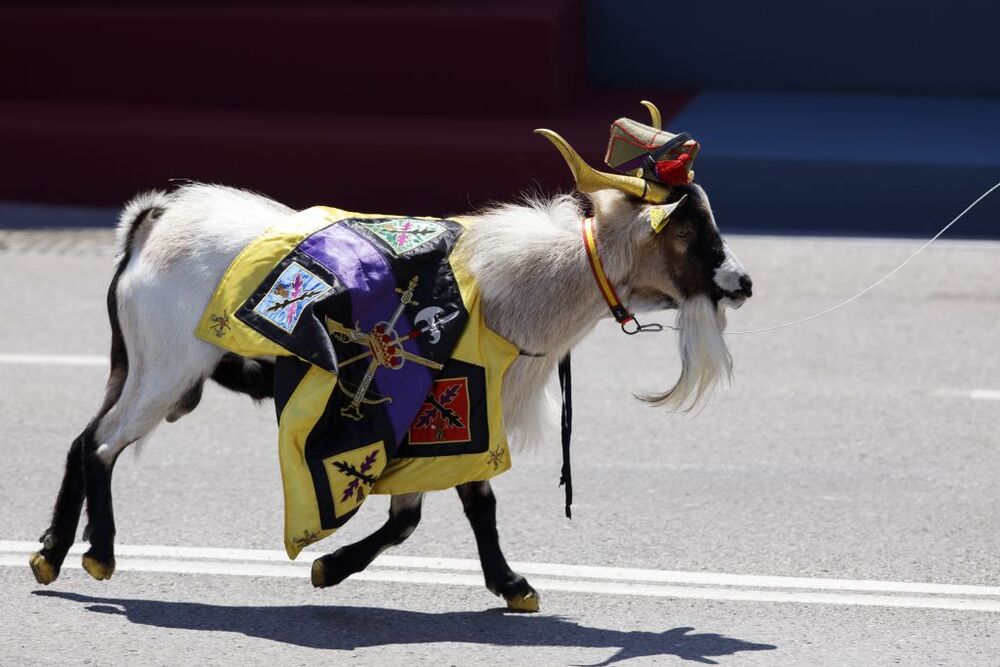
[640,295,732,412]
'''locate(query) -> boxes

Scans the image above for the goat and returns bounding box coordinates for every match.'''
[30,132,751,612]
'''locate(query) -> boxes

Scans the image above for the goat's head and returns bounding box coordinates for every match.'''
[596,186,751,411]
[622,184,752,310]
[537,113,751,411]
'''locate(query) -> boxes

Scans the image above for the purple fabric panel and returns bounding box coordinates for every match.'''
[616,153,649,171]
[299,224,432,442]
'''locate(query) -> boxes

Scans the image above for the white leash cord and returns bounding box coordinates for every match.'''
[724,181,1000,335]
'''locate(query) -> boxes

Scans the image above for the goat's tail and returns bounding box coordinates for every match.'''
[114,190,170,260]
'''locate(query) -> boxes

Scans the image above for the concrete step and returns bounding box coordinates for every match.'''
[0,91,693,216]
[0,2,583,117]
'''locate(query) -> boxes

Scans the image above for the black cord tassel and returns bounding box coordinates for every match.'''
[558,353,573,519]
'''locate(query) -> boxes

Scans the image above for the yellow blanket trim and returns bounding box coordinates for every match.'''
[279,364,339,559]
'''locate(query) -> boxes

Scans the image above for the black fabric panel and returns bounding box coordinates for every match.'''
[236,236,344,373]
[273,356,311,422]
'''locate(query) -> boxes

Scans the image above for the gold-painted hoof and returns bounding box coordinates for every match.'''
[81,553,115,581]
[504,590,540,613]
[311,558,328,588]
[29,552,59,585]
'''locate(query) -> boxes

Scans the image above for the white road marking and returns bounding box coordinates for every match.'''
[935,388,1000,401]
[0,353,106,366]
[4,541,1000,612]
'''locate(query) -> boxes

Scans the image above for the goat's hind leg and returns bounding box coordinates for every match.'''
[29,435,87,584]
[457,480,539,612]
[29,360,129,585]
[77,369,207,581]
[311,493,423,588]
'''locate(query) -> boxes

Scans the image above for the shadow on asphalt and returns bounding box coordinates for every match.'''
[33,590,776,665]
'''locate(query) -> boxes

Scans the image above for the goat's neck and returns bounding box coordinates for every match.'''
[467,215,633,359]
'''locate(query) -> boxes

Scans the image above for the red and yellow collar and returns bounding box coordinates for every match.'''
[581,217,634,327]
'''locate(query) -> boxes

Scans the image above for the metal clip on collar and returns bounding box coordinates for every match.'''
[621,315,665,335]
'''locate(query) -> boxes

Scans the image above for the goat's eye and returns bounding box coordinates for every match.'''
[675,227,690,239]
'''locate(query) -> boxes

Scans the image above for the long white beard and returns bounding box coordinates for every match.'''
[640,295,732,411]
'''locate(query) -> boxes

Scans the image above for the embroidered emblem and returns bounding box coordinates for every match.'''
[326,442,386,518]
[414,306,449,344]
[209,313,231,338]
[291,528,322,548]
[487,447,505,471]
[327,276,456,421]
[254,262,334,333]
[409,377,472,445]
[360,219,446,255]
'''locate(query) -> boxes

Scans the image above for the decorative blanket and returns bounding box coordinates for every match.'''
[195,207,517,558]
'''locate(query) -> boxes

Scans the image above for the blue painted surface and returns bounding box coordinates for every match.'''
[587,0,1000,97]
[671,93,1000,238]
[0,201,116,229]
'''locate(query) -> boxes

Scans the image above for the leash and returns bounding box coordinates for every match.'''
[725,181,1000,334]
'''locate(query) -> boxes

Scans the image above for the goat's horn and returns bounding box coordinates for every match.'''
[534,129,670,203]
[640,100,662,130]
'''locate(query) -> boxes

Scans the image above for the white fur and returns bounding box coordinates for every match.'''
[94,185,292,453]
[94,184,744,464]
[714,241,747,293]
[638,296,732,412]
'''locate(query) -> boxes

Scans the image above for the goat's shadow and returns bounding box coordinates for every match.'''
[34,590,775,665]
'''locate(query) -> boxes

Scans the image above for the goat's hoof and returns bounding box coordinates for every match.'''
[311,550,354,589]
[81,553,115,581]
[29,552,60,585]
[311,558,331,588]
[490,575,540,612]
[504,588,540,612]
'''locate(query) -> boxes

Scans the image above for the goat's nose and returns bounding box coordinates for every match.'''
[738,274,753,298]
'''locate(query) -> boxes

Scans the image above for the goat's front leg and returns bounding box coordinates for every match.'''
[457,480,539,612]
[311,492,423,588]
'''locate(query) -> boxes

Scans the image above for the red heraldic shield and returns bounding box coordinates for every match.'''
[409,377,472,445]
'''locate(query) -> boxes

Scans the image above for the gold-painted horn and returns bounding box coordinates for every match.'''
[534,128,670,204]
[640,100,662,130]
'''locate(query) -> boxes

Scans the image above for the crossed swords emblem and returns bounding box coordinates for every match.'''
[327,275,459,421]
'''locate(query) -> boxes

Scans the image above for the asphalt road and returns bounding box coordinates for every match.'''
[1,228,999,665]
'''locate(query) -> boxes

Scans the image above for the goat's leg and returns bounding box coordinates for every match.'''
[457,480,539,612]
[311,493,423,588]
[29,435,87,584]
[77,355,222,581]
[30,356,130,586]
[30,353,265,584]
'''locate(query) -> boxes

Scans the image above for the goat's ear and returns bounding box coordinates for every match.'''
[648,195,688,234]
[589,188,643,227]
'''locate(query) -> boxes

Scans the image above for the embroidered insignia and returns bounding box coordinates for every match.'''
[209,313,231,338]
[254,262,334,333]
[326,443,386,518]
[326,276,452,421]
[360,219,446,255]
[291,528,322,548]
[409,377,472,445]
[487,447,505,471]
